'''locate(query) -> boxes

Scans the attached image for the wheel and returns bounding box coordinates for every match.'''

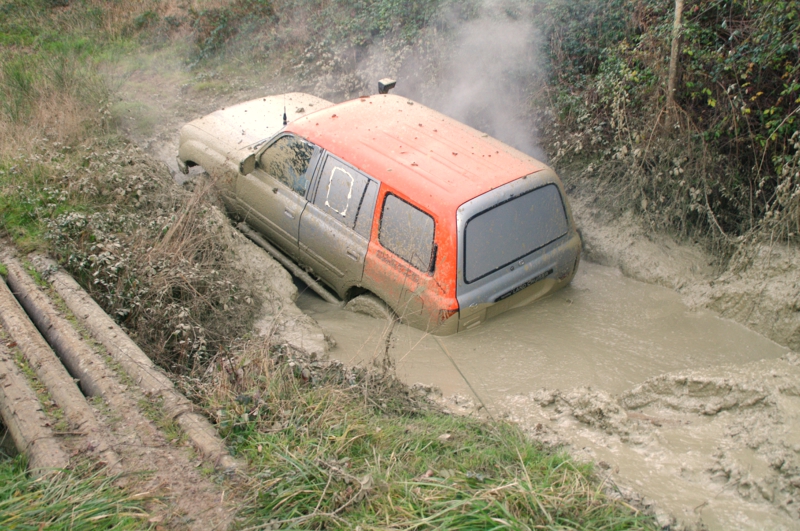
[345,294,396,321]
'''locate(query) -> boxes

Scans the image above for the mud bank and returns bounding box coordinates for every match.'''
[570,190,800,351]
[202,194,329,358]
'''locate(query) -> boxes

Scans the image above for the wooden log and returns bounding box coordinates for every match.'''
[29,256,239,472]
[0,280,119,469]
[0,334,69,476]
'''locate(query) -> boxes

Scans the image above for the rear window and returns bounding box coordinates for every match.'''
[379,194,435,272]
[464,183,568,283]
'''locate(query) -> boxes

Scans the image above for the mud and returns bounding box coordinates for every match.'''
[299,261,787,395]
[570,191,800,351]
[199,187,329,358]
[689,243,800,352]
[298,258,793,529]
[505,355,800,530]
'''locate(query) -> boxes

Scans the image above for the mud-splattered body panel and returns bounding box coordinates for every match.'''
[178,93,581,334]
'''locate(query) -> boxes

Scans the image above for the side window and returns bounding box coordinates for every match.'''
[379,194,435,272]
[353,180,379,238]
[313,155,370,230]
[258,135,315,195]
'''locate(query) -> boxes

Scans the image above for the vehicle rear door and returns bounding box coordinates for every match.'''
[298,153,379,294]
[235,134,320,256]
[363,193,438,327]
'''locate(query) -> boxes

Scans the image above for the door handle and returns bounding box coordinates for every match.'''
[346,249,360,261]
[284,209,295,219]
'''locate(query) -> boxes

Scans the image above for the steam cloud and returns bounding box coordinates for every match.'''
[356,2,545,160]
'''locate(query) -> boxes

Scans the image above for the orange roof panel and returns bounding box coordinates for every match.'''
[286,94,546,213]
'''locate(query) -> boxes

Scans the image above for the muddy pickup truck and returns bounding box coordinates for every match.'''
[177,92,581,335]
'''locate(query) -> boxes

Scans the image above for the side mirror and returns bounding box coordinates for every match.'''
[239,153,256,175]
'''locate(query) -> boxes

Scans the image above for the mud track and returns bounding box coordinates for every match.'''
[0,251,236,529]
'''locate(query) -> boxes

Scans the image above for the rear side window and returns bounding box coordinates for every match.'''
[258,135,315,195]
[312,155,374,233]
[379,194,435,272]
[464,183,568,283]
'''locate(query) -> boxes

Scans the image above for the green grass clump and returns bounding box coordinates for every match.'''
[198,349,654,530]
[0,455,152,530]
[0,158,88,252]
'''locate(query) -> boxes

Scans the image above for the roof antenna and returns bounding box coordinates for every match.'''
[283,94,288,126]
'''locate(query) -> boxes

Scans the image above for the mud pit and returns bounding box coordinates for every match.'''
[298,261,796,530]
[122,56,799,527]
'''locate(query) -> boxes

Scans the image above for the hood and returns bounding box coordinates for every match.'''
[187,92,334,158]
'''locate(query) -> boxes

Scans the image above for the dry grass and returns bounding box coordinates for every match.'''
[0,53,110,155]
[1,135,261,369]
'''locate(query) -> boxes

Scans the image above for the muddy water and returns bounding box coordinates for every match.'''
[299,261,786,400]
[298,260,794,530]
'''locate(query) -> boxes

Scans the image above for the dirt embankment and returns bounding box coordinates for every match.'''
[570,190,800,351]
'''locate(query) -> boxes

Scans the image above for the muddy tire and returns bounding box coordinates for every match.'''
[345,294,395,321]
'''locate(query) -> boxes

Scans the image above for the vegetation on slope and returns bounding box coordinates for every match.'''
[0,1,260,369]
[540,0,799,245]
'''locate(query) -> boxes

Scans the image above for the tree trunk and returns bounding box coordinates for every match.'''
[667,0,684,116]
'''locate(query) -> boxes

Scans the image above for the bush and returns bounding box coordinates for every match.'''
[0,139,261,370]
[189,0,277,61]
[541,0,800,242]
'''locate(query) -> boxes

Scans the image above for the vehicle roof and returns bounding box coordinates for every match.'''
[286,94,547,214]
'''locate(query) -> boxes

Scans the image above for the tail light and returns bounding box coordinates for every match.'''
[438,308,458,323]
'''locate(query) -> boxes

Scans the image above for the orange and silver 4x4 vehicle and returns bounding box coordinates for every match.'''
[177,92,581,335]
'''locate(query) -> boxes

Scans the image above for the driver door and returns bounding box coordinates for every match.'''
[236,134,320,256]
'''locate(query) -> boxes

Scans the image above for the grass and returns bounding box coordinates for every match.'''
[0,455,153,530]
[190,346,655,530]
